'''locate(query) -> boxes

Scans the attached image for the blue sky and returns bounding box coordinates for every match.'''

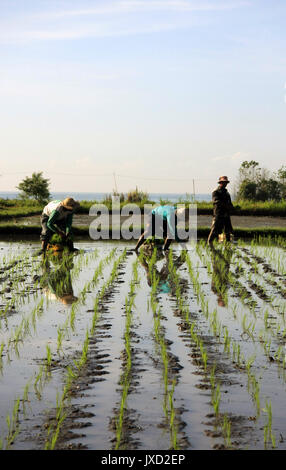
[0,0,285,195]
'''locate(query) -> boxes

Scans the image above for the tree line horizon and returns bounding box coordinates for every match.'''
[15,161,286,205]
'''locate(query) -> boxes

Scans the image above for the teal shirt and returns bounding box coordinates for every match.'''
[151,205,177,239]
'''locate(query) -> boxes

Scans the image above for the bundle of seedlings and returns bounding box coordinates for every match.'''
[47,233,73,253]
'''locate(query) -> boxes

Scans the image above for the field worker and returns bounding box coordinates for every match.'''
[39,197,80,255]
[134,205,188,252]
[207,176,234,246]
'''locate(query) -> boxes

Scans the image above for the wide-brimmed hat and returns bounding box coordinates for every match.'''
[62,197,80,211]
[60,294,78,305]
[218,176,230,184]
[176,207,186,217]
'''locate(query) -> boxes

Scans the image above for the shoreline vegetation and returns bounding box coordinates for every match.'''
[1,198,286,220]
[0,197,285,240]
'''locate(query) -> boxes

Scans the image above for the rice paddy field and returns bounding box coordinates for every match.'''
[0,237,286,451]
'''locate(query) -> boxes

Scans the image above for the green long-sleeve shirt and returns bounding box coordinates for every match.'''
[43,200,73,234]
[47,210,73,234]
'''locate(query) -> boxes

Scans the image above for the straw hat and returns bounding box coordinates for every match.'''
[176,207,190,220]
[62,197,80,211]
[176,207,187,218]
[60,294,78,305]
[218,176,230,184]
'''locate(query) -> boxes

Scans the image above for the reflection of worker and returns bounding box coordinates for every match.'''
[207,176,234,246]
[137,248,187,295]
[40,198,80,255]
[210,246,232,307]
[135,206,188,252]
[40,254,78,305]
[137,249,171,293]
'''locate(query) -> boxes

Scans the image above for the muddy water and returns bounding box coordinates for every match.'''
[1,240,286,450]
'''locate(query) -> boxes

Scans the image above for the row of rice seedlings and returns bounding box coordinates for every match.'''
[185,252,266,438]
[2,249,109,369]
[0,298,45,368]
[0,248,90,329]
[0,254,42,323]
[146,248,179,449]
[45,330,91,450]
[56,249,118,353]
[234,244,286,312]
[197,243,286,370]
[186,250,278,447]
[195,245,273,371]
[0,398,21,450]
[249,239,286,277]
[45,249,128,450]
[0,249,116,448]
[115,258,140,449]
[167,250,230,445]
[235,249,281,305]
[0,372,40,450]
[240,249,286,324]
[0,247,31,278]
[224,271,286,369]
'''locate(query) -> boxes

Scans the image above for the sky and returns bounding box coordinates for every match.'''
[0,0,285,196]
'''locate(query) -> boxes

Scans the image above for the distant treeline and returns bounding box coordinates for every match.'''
[236,160,286,202]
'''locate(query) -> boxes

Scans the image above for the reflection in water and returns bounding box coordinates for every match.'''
[137,245,188,295]
[40,252,78,305]
[210,246,233,307]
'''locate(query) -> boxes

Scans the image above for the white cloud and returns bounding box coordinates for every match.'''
[0,0,250,44]
[37,1,251,17]
[212,151,250,162]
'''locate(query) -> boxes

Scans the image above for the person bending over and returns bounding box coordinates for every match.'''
[39,197,80,255]
[134,205,188,252]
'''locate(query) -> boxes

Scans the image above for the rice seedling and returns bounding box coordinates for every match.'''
[5,398,21,449]
[33,365,44,400]
[46,344,52,371]
[21,380,32,416]
[222,414,232,448]
[263,399,276,449]
[211,384,221,417]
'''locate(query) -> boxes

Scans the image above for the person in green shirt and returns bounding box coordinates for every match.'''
[39,197,80,255]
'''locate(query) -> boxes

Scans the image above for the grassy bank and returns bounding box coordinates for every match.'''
[1,223,286,241]
[196,200,286,216]
[1,198,286,221]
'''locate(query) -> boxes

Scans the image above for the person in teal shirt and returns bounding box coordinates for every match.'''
[134,205,187,252]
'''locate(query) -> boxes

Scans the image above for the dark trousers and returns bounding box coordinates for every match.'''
[145,213,169,239]
[208,215,233,243]
[40,214,68,242]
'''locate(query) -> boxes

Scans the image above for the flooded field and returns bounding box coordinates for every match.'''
[0,238,286,450]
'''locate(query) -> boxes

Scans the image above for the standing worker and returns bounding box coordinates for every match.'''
[39,197,80,255]
[134,205,187,252]
[207,176,234,246]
